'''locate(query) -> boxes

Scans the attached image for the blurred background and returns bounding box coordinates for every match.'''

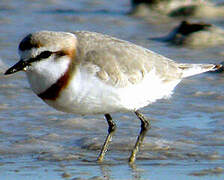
[1,0,224,179]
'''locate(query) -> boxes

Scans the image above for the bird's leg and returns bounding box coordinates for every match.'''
[97,113,117,162]
[129,110,150,164]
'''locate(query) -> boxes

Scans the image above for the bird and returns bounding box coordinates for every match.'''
[4,30,221,164]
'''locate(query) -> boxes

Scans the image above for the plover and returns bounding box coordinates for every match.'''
[4,31,221,163]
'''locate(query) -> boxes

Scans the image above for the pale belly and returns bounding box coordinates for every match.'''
[43,71,181,115]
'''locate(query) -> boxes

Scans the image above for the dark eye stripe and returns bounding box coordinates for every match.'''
[27,50,67,64]
[38,51,52,59]
[28,51,53,63]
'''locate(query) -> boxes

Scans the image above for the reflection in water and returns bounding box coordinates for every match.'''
[99,164,111,180]
[129,163,144,180]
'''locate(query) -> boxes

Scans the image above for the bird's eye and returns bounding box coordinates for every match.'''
[38,51,52,59]
[28,51,53,63]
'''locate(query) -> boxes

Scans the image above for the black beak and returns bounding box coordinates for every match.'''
[4,60,29,75]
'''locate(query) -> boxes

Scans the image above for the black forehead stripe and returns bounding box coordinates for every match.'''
[19,34,39,51]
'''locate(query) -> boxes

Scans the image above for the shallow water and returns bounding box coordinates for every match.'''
[1,0,224,179]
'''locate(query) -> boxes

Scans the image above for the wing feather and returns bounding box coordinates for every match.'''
[74,31,182,87]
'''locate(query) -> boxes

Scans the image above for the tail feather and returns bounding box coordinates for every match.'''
[179,63,222,78]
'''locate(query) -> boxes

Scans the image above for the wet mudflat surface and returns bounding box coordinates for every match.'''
[1,0,224,179]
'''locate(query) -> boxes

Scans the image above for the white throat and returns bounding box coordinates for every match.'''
[26,56,70,94]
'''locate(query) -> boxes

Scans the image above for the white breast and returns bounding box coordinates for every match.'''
[26,56,70,94]
[45,67,181,115]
